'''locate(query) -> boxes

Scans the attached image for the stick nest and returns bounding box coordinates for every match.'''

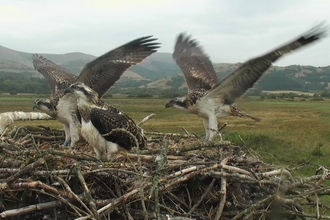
[0,126,330,220]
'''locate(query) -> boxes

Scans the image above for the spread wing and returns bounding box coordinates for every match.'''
[32,54,77,95]
[76,36,160,97]
[205,23,327,105]
[173,33,218,92]
[90,106,146,150]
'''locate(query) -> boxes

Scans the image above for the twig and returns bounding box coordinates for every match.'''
[188,178,216,214]
[144,131,192,138]
[218,123,227,132]
[316,193,320,219]
[0,141,21,151]
[2,158,45,184]
[314,166,330,187]
[261,168,294,182]
[0,201,61,218]
[213,158,228,220]
[75,164,100,219]
[137,113,156,127]
[53,175,94,217]
[232,194,276,220]
[167,192,190,210]
[151,139,168,220]
[181,127,191,136]
[170,141,232,154]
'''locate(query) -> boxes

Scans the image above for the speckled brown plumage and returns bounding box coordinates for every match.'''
[90,103,146,150]
[173,33,218,92]
[166,24,326,141]
[33,36,159,147]
[184,89,208,108]
[172,25,326,108]
[65,82,146,153]
[32,54,77,106]
[76,36,159,98]
[33,35,160,104]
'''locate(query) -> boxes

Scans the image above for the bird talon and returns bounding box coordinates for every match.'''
[62,141,70,147]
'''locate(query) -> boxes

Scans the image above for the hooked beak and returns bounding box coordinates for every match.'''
[33,104,39,110]
[64,87,72,95]
[165,102,173,108]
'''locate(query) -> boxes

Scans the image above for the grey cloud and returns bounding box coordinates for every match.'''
[0,0,329,66]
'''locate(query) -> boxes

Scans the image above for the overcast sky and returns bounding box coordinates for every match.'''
[1,0,329,66]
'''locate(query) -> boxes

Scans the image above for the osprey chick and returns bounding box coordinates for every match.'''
[64,82,146,160]
[32,36,159,147]
[166,24,327,141]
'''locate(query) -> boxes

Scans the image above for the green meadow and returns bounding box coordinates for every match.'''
[2,94,330,177]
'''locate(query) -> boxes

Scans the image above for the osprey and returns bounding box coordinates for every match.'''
[33,36,159,148]
[165,24,326,141]
[64,82,146,160]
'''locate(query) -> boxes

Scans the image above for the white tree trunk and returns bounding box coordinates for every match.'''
[0,111,53,134]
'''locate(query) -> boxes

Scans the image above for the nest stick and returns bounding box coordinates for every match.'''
[75,164,100,219]
[188,178,216,214]
[54,175,94,217]
[213,158,229,220]
[137,113,156,127]
[2,158,45,184]
[0,201,61,218]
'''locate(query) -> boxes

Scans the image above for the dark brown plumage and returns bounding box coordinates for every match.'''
[64,82,146,160]
[76,36,160,98]
[32,54,77,106]
[33,35,160,105]
[173,33,218,92]
[89,104,146,151]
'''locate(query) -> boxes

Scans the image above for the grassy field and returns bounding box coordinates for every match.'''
[2,94,330,177]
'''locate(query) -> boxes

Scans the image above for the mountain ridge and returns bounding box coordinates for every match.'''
[0,45,329,91]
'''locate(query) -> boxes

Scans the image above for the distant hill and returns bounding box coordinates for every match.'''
[0,45,329,92]
[0,45,180,79]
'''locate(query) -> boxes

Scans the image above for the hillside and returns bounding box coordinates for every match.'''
[0,45,179,79]
[0,45,329,92]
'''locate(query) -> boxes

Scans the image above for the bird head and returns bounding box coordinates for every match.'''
[64,82,99,104]
[33,98,56,116]
[165,97,187,109]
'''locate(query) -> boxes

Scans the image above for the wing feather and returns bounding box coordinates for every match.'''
[76,36,160,97]
[173,33,218,92]
[90,106,146,150]
[32,54,77,94]
[205,23,327,105]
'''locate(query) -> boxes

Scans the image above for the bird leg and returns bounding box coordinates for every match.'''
[206,115,219,142]
[230,105,261,122]
[69,122,80,148]
[62,124,71,147]
[203,118,210,142]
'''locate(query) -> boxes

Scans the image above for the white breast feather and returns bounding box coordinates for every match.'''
[81,119,119,160]
[56,94,77,124]
[197,96,231,118]
[196,98,217,118]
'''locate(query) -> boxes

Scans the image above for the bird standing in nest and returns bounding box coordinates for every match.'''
[64,82,146,160]
[32,36,159,148]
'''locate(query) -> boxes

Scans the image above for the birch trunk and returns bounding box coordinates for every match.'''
[0,111,53,134]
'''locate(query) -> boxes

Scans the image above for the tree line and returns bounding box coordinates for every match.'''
[0,72,50,95]
[1,70,330,100]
